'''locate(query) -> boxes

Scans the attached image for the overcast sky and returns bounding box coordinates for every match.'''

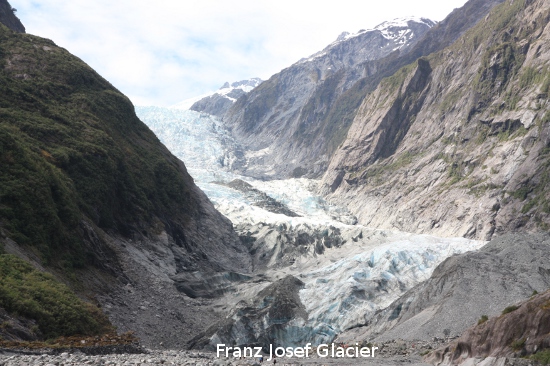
[13,0,468,107]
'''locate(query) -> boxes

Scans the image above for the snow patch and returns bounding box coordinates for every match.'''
[170,78,262,110]
[298,17,435,64]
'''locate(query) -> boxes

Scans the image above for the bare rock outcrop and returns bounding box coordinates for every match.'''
[427,290,550,365]
[322,0,550,239]
[223,18,435,179]
[187,275,308,351]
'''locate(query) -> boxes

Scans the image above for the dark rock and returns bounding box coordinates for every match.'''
[0,0,24,33]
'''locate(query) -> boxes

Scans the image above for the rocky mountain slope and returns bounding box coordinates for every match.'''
[3,0,548,357]
[222,0,508,181]
[0,14,250,347]
[427,289,550,365]
[322,0,550,240]
[188,78,262,117]
[222,17,436,179]
[336,233,550,344]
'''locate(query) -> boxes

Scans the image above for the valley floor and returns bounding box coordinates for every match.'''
[0,349,537,365]
[0,349,432,366]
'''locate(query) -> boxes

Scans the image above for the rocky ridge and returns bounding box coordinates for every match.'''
[222,17,435,179]
[427,289,550,365]
[322,0,550,239]
[189,78,262,117]
[222,0,507,181]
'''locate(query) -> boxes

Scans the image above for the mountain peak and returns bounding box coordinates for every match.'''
[336,31,351,42]
[332,16,436,45]
[221,77,263,93]
[374,16,437,31]
[169,77,263,116]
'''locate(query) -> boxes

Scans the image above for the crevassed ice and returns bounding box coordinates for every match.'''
[296,235,484,345]
[135,107,350,223]
[136,106,485,345]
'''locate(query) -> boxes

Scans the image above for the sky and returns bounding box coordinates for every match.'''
[13,0,468,107]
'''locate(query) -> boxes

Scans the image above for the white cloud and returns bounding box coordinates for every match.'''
[13,0,468,106]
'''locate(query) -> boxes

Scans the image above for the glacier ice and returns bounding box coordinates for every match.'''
[136,106,485,346]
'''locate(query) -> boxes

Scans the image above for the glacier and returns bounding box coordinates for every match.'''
[135,106,485,346]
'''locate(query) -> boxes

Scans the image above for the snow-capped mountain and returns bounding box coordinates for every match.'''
[172,78,262,116]
[302,17,436,65]
[222,17,436,179]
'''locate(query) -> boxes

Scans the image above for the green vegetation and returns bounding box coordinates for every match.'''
[237,75,281,133]
[521,198,537,214]
[447,162,466,185]
[510,186,532,201]
[474,42,525,109]
[474,124,491,145]
[542,74,550,96]
[298,71,342,128]
[510,337,526,352]
[477,315,489,325]
[350,150,423,186]
[0,24,199,269]
[502,305,519,315]
[460,0,528,54]
[438,89,463,114]
[530,349,550,364]
[380,62,417,93]
[455,0,550,117]
[519,66,550,90]
[0,254,111,339]
[468,183,500,198]
[497,125,527,142]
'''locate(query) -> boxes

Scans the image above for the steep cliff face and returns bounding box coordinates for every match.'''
[322,0,550,240]
[0,0,24,33]
[222,0,506,181]
[0,23,250,346]
[223,18,435,179]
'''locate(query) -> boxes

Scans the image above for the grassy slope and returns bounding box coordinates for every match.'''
[0,23,206,340]
[0,24,199,268]
[0,254,112,339]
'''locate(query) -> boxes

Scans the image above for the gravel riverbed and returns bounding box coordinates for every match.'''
[0,339,450,366]
[0,349,432,366]
[1,338,536,366]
